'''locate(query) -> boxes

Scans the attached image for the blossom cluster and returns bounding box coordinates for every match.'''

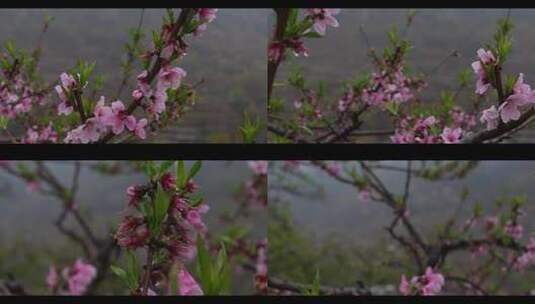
[514,237,535,271]
[46,259,97,295]
[1,8,217,144]
[360,68,423,110]
[474,48,535,129]
[0,62,45,120]
[268,9,340,63]
[391,107,477,144]
[399,267,445,296]
[116,173,209,262]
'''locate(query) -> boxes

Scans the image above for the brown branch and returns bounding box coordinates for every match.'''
[141,248,154,295]
[267,8,290,104]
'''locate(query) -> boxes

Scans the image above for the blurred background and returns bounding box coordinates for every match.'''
[0,9,267,142]
[272,9,535,142]
[0,161,267,294]
[269,161,535,294]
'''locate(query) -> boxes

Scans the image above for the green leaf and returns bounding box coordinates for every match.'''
[152,185,171,236]
[110,265,127,280]
[194,237,232,295]
[287,8,298,29]
[240,112,263,143]
[189,193,204,207]
[384,101,400,115]
[196,236,213,293]
[214,244,231,294]
[168,262,180,295]
[311,269,321,295]
[188,161,202,181]
[143,161,157,180]
[0,116,9,129]
[159,161,174,176]
[176,161,186,189]
[302,31,323,38]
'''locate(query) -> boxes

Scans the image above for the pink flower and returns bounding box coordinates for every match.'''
[39,124,58,143]
[362,68,417,108]
[391,115,443,144]
[82,119,101,142]
[26,180,40,192]
[46,265,59,291]
[325,161,342,176]
[185,180,199,193]
[24,127,39,144]
[14,97,31,113]
[485,216,499,231]
[55,73,76,115]
[23,124,58,144]
[160,172,176,191]
[420,267,445,295]
[480,105,499,130]
[186,208,208,234]
[248,161,268,175]
[416,116,436,130]
[440,127,462,143]
[499,73,534,123]
[63,119,102,144]
[514,237,535,271]
[167,240,197,262]
[108,101,136,135]
[400,267,445,296]
[338,89,354,112]
[126,185,144,207]
[57,99,73,116]
[194,9,217,36]
[132,89,144,101]
[471,61,490,96]
[156,66,186,92]
[512,73,532,96]
[505,221,523,240]
[306,9,340,35]
[134,118,148,139]
[147,89,168,116]
[399,275,411,295]
[93,97,113,125]
[62,259,97,295]
[449,107,477,129]
[500,95,528,123]
[471,49,496,96]
[476,48,496,65]
[198,8,218,23]
[287,38,309,57]
[358,189,371,203]
[475,78,491,96]
[268,41,285,63]
[136,70,151,96]
[194,23,208,37]
[60,72,76,89]
[177,269,203,296]
[115,216,150,249]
